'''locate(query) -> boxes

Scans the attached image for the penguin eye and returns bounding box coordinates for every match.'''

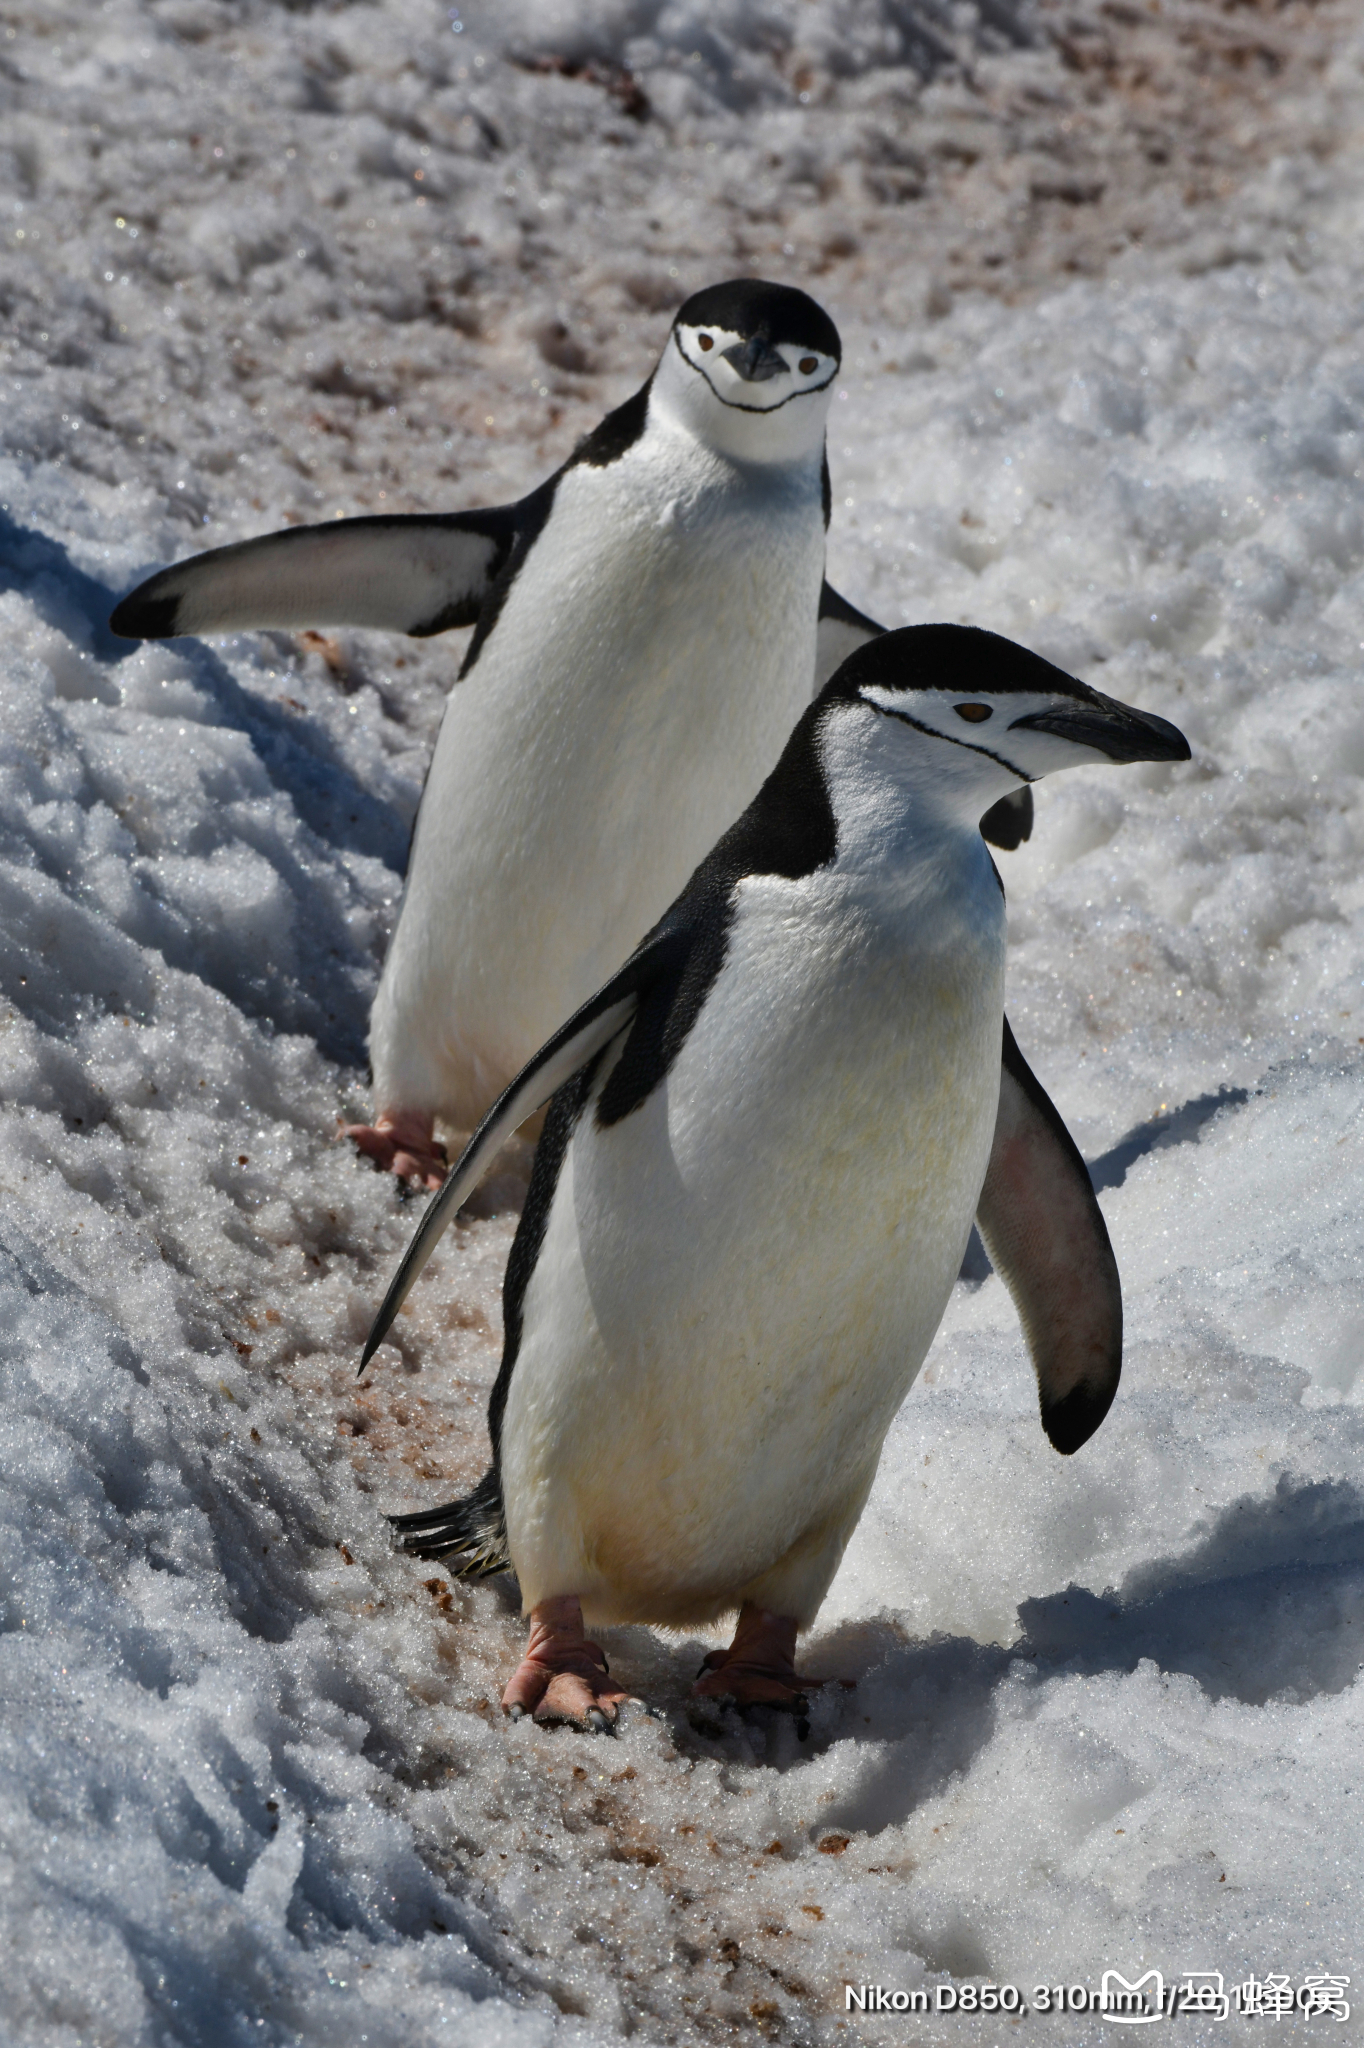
[697,333,714,352]
[799,356,818,374]
[955,703,993,723]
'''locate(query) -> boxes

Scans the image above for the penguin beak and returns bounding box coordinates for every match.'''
[1008,693,1191,765]
[720,336,789,383]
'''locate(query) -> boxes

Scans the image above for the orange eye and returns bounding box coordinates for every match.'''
[799,356,818,374]
[955,702,992,723]
[697,333,714,352]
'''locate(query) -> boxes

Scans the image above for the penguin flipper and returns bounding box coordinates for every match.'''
[979,787,1034,849]
[109,507,521,641]
[360,928,687,1370]
[815,579,884,692]
[975,1017,1122,1454]
[815,585,1033,848]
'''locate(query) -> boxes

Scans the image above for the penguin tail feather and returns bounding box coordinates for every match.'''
[387,1467,510,1575]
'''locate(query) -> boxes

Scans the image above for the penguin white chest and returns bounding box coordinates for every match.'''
[375,443,826,1126]
[501,851,1007,1629]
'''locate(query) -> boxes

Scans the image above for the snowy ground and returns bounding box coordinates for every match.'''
[2,1,1363,2043]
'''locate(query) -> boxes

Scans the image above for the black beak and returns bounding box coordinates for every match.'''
[720,335,789,383]
[1009,692,1190,765]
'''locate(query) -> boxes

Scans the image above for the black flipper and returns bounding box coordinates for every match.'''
[359,926,692,1372]
[975,1019,1122,1453]
[816,584,1033,849]
[979,787,1034,848]
[386,1064,601,1572]
[109,507,521,641]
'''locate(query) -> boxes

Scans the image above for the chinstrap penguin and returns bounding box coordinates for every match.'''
[111,280,1025,1185]
[363,624,1190,1730]
[115,282,843,1180]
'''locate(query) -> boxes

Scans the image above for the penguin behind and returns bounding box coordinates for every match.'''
[364,624,1190,1730]
[112,279,873,1184]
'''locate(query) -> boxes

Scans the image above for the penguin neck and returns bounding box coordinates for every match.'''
[817,704,1021,907]
[647,345,832,475]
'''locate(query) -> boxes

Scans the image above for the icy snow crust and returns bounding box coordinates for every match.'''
[2,0,1363,2041]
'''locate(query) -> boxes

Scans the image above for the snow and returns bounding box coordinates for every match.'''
[2,0,1363,2041]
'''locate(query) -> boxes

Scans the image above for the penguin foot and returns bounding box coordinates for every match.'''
[502,1595,631,1731]
[341,1111,448,1189]
[692,1602,826,1712]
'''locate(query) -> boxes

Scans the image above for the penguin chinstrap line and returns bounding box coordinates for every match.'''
[366,625,1191,1732]
[110,279,1031,1186]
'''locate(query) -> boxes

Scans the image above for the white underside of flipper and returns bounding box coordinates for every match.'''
[112,516,507,639]
[369,430,826,1131]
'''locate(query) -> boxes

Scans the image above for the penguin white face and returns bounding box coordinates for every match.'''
[672,323,838,413]
[830,623,1190,820]
[652,278,841,465]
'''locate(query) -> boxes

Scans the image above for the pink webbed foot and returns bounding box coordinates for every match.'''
[692,1602,836,1723]
[502,1595,632,1732]
[341,1110,448,1189]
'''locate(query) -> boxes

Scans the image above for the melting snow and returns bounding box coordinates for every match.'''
[1,0,1362,2041]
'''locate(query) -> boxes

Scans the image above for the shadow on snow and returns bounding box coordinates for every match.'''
[959,1083,1251,1283]
[764,1472,1364,1826]
[0,509,415,1068]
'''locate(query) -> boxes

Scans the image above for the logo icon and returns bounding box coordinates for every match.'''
[1100,1970,1164,2024]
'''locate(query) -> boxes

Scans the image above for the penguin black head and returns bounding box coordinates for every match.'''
[652,279,841,464]
[821,623,1190,819]
[672,280,841,403]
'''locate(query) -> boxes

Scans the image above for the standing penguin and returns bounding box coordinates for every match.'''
[363,624,1189,1728]
[111,281,1023,1184]
[112,282,842,1182]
